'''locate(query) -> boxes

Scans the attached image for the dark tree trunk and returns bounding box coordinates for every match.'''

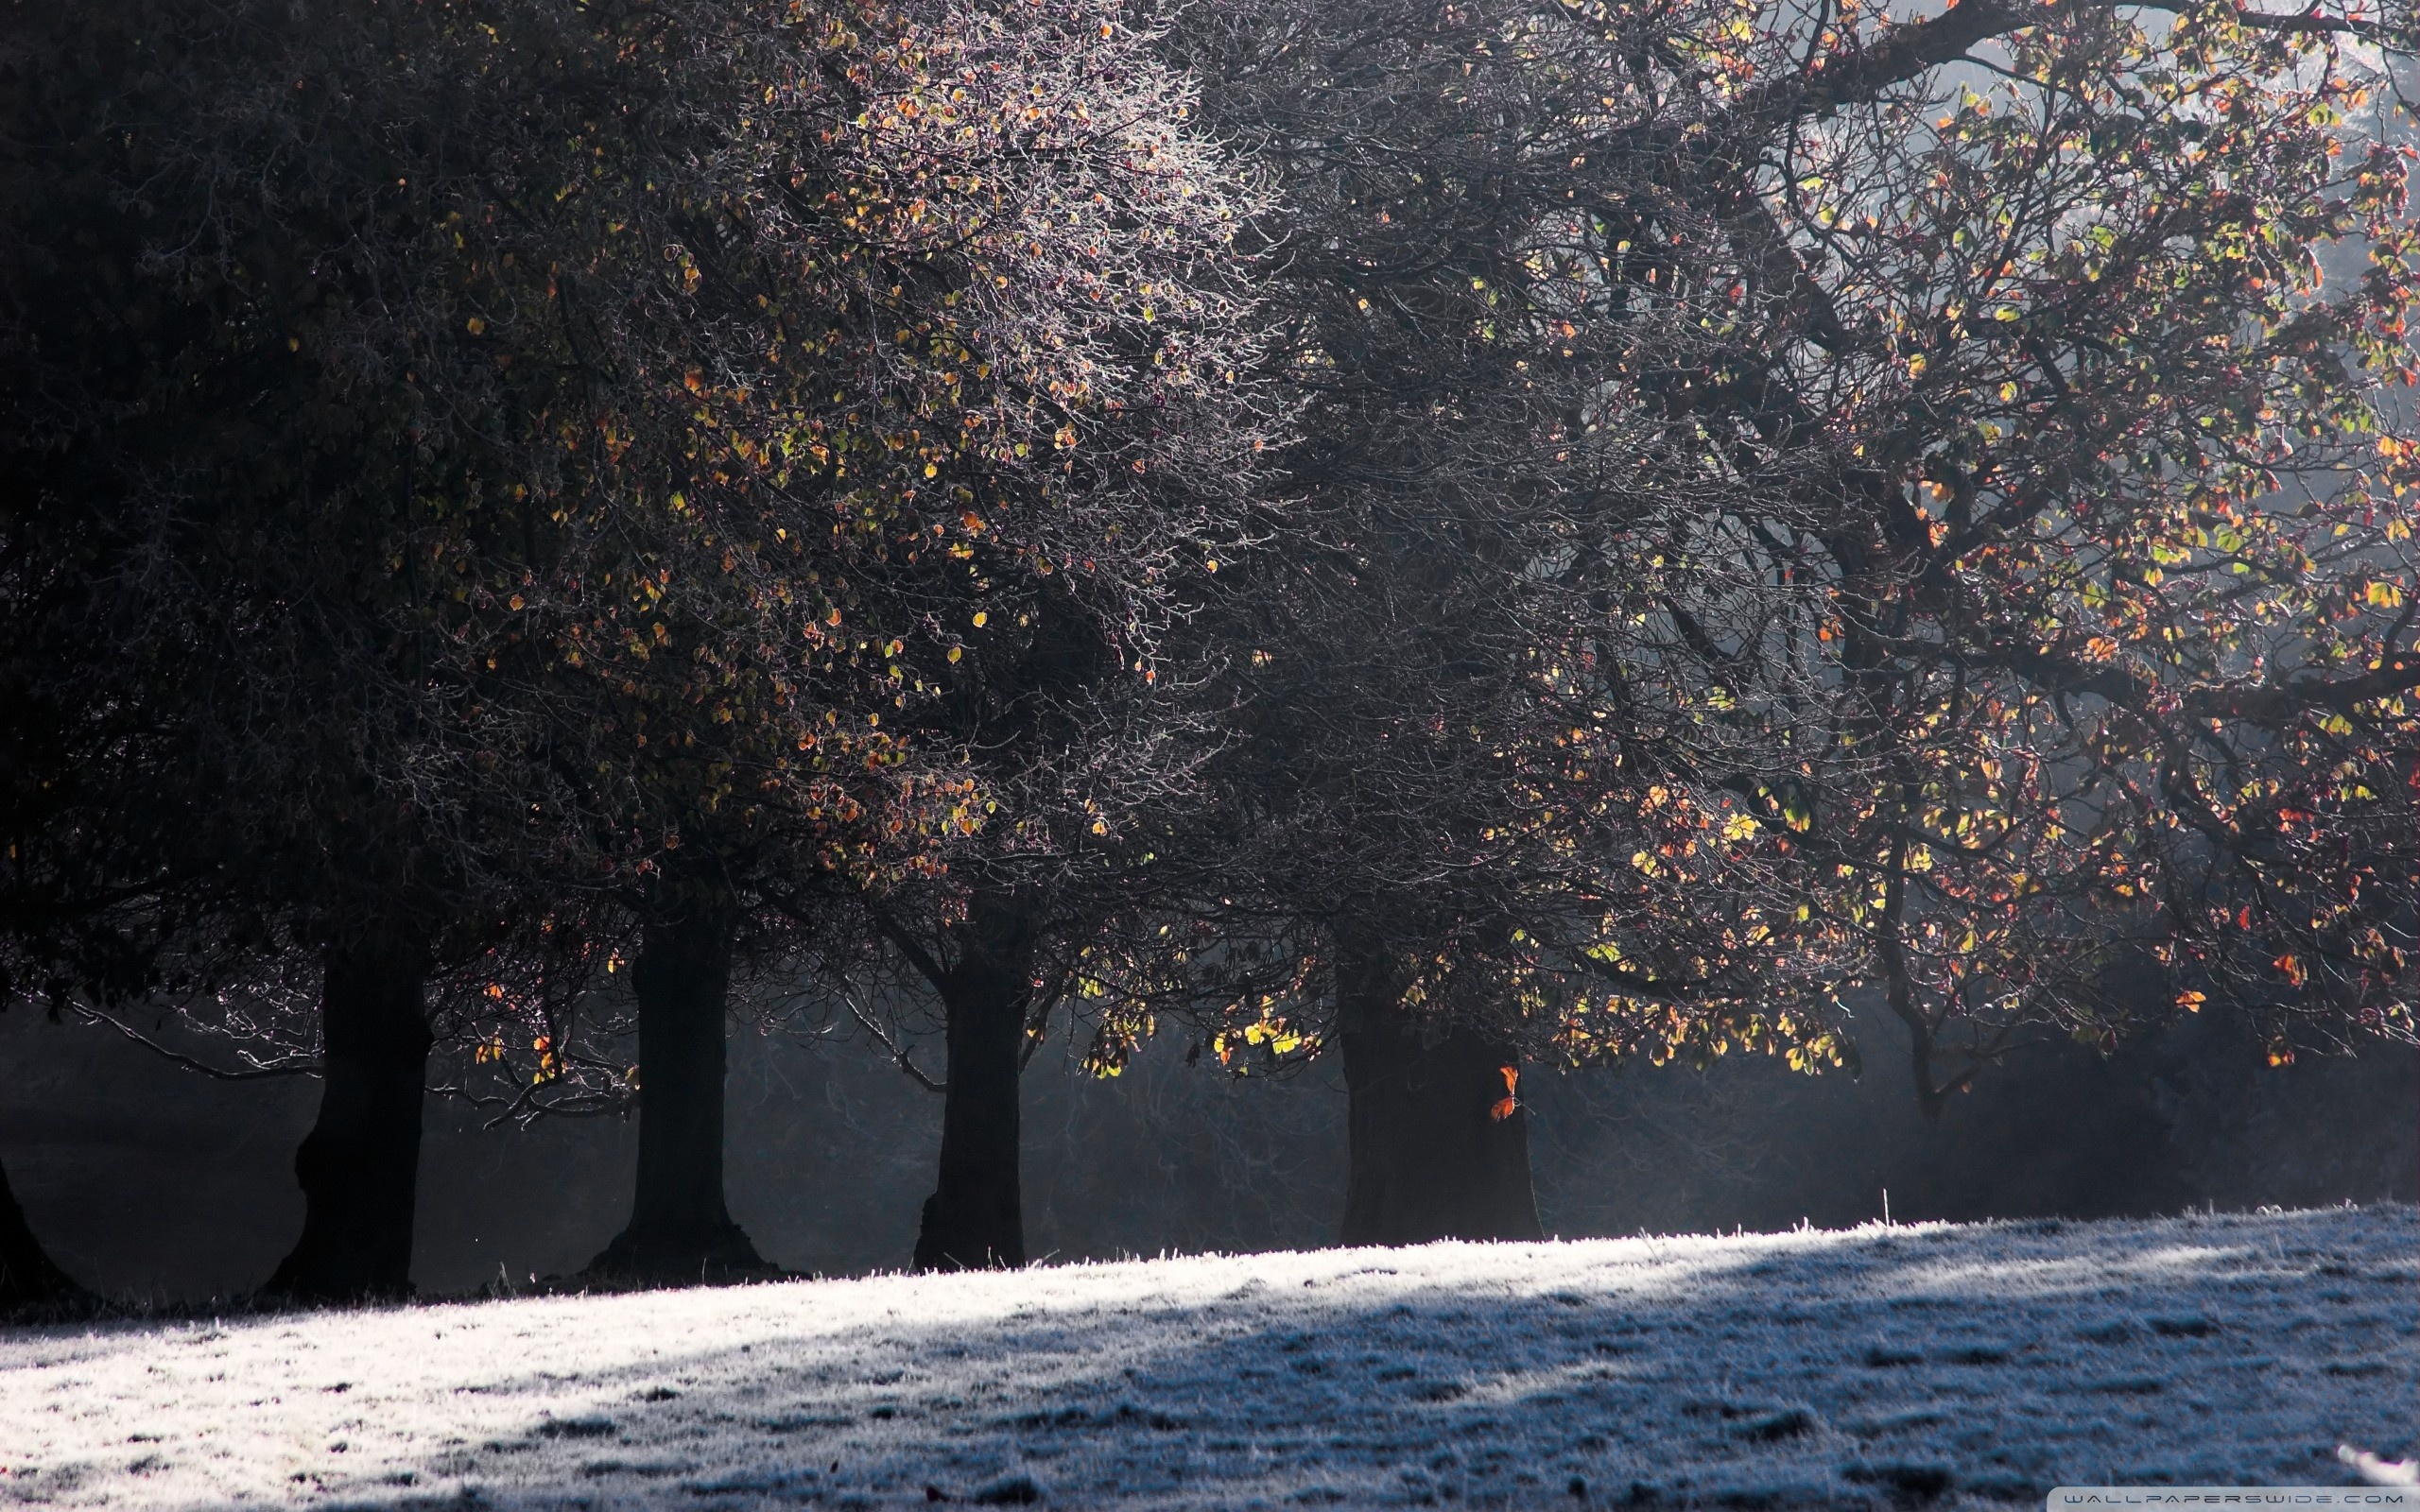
[587,906,767,1284]
[913,896,1034,1271]
[265,937,433,1301]
[0,1151,81,1313]
[1337,943,1542,1247]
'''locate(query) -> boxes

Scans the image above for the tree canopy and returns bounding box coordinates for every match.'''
[0,0,2411,1291]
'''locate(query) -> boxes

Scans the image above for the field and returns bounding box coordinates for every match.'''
[1,1205,2411,1509]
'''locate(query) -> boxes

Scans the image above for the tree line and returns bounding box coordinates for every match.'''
[2,0,2413,1307]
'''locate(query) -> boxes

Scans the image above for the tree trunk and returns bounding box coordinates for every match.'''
[265,937,433,1301]
[1337,942,1542,1247]
[587,906,767,1284]
[0,1150,82,1313]
[913,896,1034,1271]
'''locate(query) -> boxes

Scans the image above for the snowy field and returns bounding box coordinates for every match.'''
[1,1207,2411,1510]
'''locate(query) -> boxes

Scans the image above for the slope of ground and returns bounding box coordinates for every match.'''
[1,1206,2411,1510]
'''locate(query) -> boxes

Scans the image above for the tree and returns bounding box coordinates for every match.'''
[1504,0,2420,1110]
[536,0,1280,1282]
[1169,0,1828,1245]
[863,594,1254,1271]
[0,457,183,1309]
[0,0,540,1301]
[769,7,1284,1271]
[1177,0,2418,1243]
[0,0,926,1296]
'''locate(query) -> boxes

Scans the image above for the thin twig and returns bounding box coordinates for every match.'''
[846,990,946,1094]
[75,1008,320,1082]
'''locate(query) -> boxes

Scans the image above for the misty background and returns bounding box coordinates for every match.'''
[1,1004,2410,1301]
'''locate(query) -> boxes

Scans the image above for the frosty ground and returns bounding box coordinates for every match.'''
[1,1207,2411,1510]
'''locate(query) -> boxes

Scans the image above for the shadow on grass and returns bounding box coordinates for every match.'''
[0,1206,2411,1510]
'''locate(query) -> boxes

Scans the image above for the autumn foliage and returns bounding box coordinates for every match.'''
[0,0,2411,1292]
[1155,0,2417,1133]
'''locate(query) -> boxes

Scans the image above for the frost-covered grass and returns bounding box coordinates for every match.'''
[2,1206,2411,1509]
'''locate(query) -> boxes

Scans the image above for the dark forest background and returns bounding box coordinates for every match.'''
[6,1005,2407,1302]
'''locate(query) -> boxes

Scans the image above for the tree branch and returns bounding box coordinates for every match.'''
[844,989,946,1095]
[73,1007,320,1081]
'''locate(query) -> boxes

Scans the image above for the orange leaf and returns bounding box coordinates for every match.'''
[1490,1065,1519,1121]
